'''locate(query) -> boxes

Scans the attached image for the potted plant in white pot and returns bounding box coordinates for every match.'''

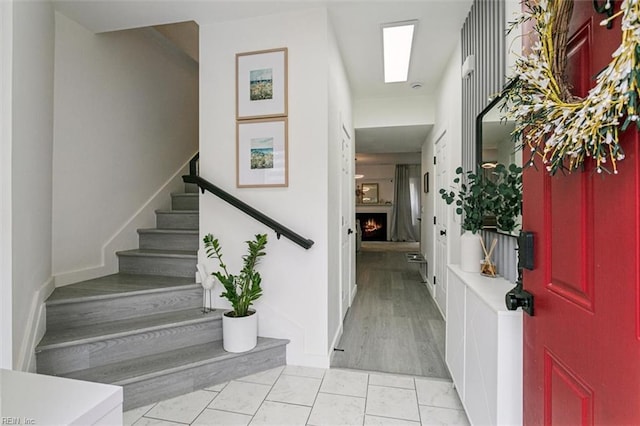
[203,233,268,353]
[439,167,491,272]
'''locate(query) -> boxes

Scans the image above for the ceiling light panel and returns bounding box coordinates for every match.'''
[382,21,417,83]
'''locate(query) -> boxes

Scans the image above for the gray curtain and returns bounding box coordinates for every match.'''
[391,164,421,241]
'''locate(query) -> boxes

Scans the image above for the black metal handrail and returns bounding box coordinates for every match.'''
[183,154,314,250]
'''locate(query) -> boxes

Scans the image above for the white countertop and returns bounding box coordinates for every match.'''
[0,369,123,425]
[448,264,520,315]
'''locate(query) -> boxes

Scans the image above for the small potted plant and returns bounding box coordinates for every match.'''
[440,167,491,272]
[203,233,267,353]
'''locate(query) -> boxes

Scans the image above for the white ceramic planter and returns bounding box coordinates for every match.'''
[460,231,483,273]
[222,310,258,353]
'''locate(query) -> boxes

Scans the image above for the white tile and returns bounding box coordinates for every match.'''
[133,417,183,426]
[308,392,365,426]
[193,408,252,426]
[419,406,470,425]
[144,390,216,424]
[366,385,420,422]
[320,369,368,397]
[364,415,421,426]
[205,381,229,392]
[209,381,271,415]
[415,379,462,410]
[282,365,326,379]
[369,373,415,390]
[124,404,155,426]
[266,374,321,406]
[249,400,311,426]
[237,366,284,386]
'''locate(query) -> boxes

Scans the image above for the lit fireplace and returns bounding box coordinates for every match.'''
[356,213,387,241]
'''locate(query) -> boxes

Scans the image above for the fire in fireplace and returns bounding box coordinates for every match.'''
[356,213,387,241]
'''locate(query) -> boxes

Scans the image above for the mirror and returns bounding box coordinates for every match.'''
[476,80,521,233]
[476,80,519,172]
[360,183,379,204]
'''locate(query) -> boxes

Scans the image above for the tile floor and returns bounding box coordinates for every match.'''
[124,366,469,426]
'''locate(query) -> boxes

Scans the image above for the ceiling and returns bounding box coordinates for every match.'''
[53,0,473,162]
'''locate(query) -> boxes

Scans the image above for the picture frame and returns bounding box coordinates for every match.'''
[237,117,288,188]
[236,47,288,120]
[424,172,429,193]
[361,183,379,204]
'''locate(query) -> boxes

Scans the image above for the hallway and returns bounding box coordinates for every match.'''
[331,243,449,379]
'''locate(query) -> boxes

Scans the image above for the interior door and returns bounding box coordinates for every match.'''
[522,2,640,423]
[434,132,448,317]
[340,124,354,321]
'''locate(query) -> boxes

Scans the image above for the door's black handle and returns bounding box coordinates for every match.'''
[440,230,447,236]
[505,287,534,316]
[347,228,354,235]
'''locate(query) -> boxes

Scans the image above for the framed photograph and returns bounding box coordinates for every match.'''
[237,117,288,187]
[424,172,429,193]
[236,47,288,120]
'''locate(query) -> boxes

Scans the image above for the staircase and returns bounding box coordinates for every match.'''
[36,182,288,410]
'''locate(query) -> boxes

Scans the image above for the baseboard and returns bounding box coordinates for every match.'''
[237,299,332,369]
[16,277,55,372]
[329,323,344,365]
[350,284,358,305]
[425,279,435,298]
[54,152,197,287]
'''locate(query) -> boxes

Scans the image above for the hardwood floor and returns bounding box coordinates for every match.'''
[331,243,450,379]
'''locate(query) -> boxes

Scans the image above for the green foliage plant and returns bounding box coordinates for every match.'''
[439,164,523,234]
[203,233,268,318]
[489,163,523,233]
[439,167,491,234]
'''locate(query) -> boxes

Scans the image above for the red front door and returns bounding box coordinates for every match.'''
[523,1,640,424]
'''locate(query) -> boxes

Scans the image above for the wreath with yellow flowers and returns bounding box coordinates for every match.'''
[505,0,640,175]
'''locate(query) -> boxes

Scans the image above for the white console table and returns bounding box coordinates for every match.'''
[446,265,523,426]
[0,369,123,425]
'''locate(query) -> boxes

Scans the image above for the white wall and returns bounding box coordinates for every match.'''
[199,8,333,367]
[505,0,522,77]
[421,39,463,303]
[52,12,199,284]
[354,95,434,129]
[11,0,55,371]
[327,16,353,355]
[355,164,395,204]
[0,0,13,370]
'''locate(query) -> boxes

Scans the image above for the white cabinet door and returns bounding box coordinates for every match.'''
[446,265,523,426]
[445,270,466,402]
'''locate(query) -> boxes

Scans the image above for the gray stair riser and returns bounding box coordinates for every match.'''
[171,194,199,211]
[123,345,286,410]
[118,255,196,278]
[139,231,199,251]
[156,212,198,229]
[46,287,202,330]
[37,319,222,376]
[184,183,199,194]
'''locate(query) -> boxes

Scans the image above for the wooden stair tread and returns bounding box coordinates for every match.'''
[155,209,198,214]
[37,308,220,350]
[47,273,197,304]
[137,228,198,234]
[116,249,197,258]
[171,193,198,197]
[62,338,289,386]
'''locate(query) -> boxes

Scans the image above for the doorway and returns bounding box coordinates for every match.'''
[331,241,449,378]
[333,153,447,378]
